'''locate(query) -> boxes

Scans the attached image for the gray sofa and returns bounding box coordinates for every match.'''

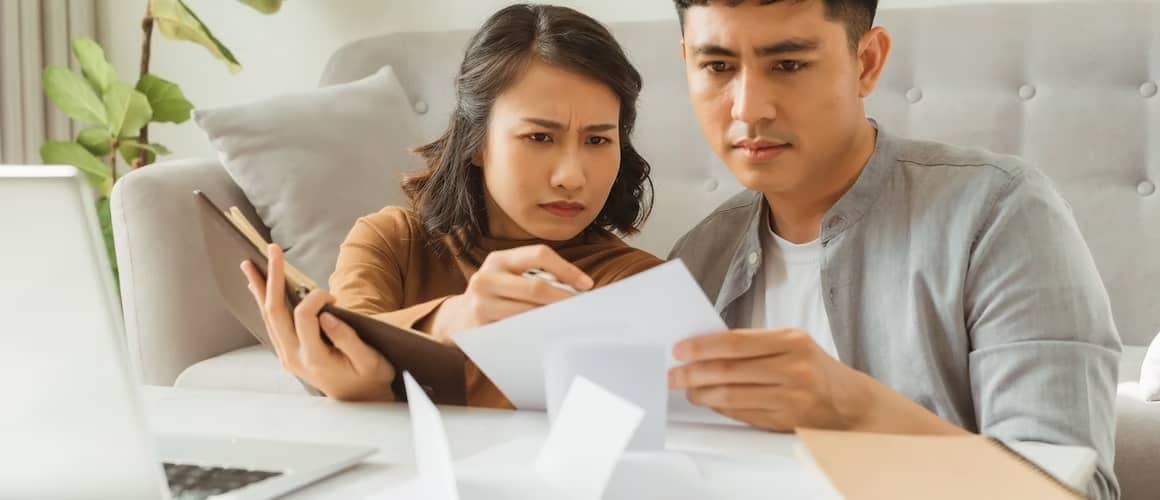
[111,2,1160,498]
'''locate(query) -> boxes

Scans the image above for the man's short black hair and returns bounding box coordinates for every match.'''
[674,0,878,48]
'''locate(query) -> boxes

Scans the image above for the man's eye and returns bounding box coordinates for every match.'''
[527,133,552,143]
[775,60,807,72]
[703,61,733,73]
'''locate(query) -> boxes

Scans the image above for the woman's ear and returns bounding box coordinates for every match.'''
[471,147,485,168]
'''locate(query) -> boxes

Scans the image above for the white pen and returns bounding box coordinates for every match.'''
[521,269,582,295]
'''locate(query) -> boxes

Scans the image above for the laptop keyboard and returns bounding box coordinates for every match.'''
[164,462,282,500]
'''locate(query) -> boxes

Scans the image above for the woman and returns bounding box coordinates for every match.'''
[241,3,661,407]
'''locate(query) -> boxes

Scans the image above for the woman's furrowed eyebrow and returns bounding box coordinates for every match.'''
[521,117,616,133]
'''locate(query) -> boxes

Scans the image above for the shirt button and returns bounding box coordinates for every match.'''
[1138,180,1156,197]
[704,178,719,192]
[747,252,759,266]
[414,100,429,114]
[827,215,845,229]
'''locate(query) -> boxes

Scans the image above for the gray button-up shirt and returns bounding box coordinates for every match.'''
[669,124,1122,499]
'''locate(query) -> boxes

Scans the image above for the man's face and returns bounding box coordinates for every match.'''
[681,0,881,197]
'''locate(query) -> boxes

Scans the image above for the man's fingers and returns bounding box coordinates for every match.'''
[668,356,789,389]
[674,329,806,362]
[487,245,594,291]
[685,384,785,411]
[321,312,389,376]
[293,290,334,363]
[714,408,794,433]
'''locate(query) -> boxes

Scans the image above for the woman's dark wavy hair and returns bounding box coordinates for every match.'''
[402,3,653,259]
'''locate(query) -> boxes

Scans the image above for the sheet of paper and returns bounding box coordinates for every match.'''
[452,260,730,422]
[535,376,645,500]
[544,338,667,451]
[402,372,459,500]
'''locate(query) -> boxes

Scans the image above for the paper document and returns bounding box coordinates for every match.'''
[453,260,731,421]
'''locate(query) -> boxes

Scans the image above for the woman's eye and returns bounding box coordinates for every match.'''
[528,133,552,143]
[587,136,611,145]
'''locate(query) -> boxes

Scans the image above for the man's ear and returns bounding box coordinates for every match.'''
[856,27,892,98]
[680,39,687,63]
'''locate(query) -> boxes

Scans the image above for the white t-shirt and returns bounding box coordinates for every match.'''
[740,218,840,361]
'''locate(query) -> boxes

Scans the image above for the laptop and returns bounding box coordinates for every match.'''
[0,165,376,500]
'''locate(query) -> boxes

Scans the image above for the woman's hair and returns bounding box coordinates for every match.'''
[403,3,653,257]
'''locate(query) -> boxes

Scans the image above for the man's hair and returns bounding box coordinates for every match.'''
[403,4,652,262]
[674,0,878,48]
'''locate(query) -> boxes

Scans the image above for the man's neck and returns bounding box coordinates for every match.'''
[766,121,878,244]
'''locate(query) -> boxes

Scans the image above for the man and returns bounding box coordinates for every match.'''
[663,1,1121,498]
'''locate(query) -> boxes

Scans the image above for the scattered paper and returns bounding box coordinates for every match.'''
[402,372,459,500]
[535,377,645,499]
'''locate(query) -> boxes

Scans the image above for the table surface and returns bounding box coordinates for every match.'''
[141,385,1094,499]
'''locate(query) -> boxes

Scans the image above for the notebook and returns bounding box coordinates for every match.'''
[796,428,1088,499]
[193,190,467,405]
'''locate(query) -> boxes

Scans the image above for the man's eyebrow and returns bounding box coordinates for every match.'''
[522,117,616,132]
[691,37,821,58]
[755,37,821,56]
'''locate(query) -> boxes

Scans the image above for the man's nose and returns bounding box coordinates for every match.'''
[730,68,777,126]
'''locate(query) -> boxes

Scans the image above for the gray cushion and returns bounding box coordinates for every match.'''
[193,66,423,285]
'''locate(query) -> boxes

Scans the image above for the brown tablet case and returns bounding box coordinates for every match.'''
[193,190,467,405]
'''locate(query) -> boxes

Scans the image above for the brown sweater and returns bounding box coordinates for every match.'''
[327,206,663,409]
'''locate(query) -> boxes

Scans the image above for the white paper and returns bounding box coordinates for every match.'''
[535,377,645,500]
[544,338,667,451]
[452,260,730,422]
[402,372,459,500]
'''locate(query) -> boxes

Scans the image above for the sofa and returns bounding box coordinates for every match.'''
[111,2,1160,498]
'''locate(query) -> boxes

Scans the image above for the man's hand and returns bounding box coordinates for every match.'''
[668,329,872,431]
[668,329,967,435]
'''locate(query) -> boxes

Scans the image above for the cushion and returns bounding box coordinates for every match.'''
[174,345,306,395]
[1141,333,1160,402]
[194,66,423,285]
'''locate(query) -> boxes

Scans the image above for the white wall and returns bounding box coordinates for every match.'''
[96,0,1060,160]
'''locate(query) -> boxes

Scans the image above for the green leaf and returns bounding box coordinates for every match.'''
[104,82,153,138]
[151,0,242,73]
[72,37,117,94]
[77,127,113,156]
[40,141,112,185]
[135,74,193,123]
[43,66,108,126]
[237,0,283,14]
[118,140,172,166]
[96,196,120,290]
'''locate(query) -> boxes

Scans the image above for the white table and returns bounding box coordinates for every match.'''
[142,386,1095,499]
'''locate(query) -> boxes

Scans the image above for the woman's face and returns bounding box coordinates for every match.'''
[476,60,622,241]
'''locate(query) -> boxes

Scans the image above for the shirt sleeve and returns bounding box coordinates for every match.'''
[329,213,450,330]
[963,169,1122,499]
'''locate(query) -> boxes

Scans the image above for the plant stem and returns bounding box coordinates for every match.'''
[134,1,154,169]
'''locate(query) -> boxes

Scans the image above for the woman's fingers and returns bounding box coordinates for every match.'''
[484,245,594,291]
[262,245,299,356]
[320,312,390,376]
[472,269,575,306]
[293,290,335,366]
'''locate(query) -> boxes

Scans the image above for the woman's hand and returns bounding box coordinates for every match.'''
[240,244,396,402]
[426,244,594,339]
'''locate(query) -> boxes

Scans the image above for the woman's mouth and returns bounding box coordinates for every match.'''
[540,201,585,218]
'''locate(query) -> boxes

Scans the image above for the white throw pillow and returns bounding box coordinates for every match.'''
[194,66,423,285]
[1142,332,1160,402]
